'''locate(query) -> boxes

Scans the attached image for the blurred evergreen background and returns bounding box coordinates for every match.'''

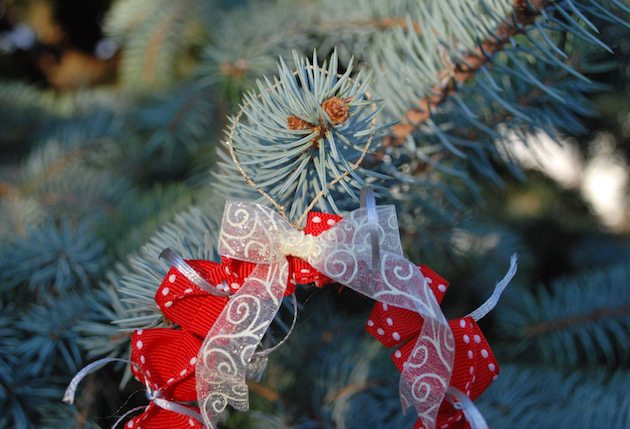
[0,0,628,428]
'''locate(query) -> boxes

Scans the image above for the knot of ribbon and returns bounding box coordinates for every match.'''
[196,200,454,428]
[275,229,320,260]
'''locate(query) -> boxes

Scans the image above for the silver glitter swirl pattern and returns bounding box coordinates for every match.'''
[197,201,453,429]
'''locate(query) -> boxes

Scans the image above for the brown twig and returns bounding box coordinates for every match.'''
[523,306,630,337]
[323,379,382,403]
[73,375,99,429]
[247,380,281,402]
[386,0,549,147]
[316,17,422,34]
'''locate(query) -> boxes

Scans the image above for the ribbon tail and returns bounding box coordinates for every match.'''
[446,387,489,429]
[398,310,454,427]
[196,261,288,427]
[64,357,136,404]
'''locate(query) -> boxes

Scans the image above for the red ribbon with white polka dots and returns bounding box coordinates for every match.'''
[366,256,517,429]
[63,348,206,429]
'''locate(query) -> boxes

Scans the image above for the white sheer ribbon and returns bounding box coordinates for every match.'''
[196,201,454,428]
[446,387,489,429]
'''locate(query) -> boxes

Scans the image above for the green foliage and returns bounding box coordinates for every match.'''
[14,294,91,375]
[214,50,386,219]
[105,0,210,93]
[1,221,106,295]
[477,364,630,428]
[498,262,630,367]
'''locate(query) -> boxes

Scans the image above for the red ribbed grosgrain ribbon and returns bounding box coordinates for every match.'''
[196,200,454,428]
[63,355,206,429]
[367,256,517,429]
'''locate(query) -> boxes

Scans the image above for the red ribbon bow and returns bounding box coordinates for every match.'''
[127,212,342,428]
[365,267,499,429]
[154,212,343,338]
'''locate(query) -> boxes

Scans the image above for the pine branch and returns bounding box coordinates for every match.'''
[523,305,630,337]
[497,263,630,367]
[478,364,630,428]
[386,0,547,146]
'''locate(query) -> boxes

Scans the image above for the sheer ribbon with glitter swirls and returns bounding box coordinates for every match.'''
[196,201,454,428]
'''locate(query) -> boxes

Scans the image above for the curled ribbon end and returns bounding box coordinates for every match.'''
[468,253,518,321]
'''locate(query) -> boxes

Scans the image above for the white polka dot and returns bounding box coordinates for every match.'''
[184,288,193,294]
[488,363,496,372]
[438,284,447,293]
[474,335,481,344]
[312,216,322,223]
[492,374,498,380]
[469,366,474,375]
[377,328,385,335]
[441,424,449,429]
[168,274,176,283]
[424,277,433,284]
[382,303,388,311]
[392,332,401,341]
[137,329,143,335]
[140,355,145,364]
[465,390,471,396]
[386,317,393,326]
[467,350,473,359]
[231,282,240,290]
[188,418,195,427]
[300,269,310,274]
[326,219,336,226]
[180,369,187,376]
[162,287,170,296]
[167,377,174,384]
[136,340,143,349]
[472,375,476,383]
[456,414,462,422]
[394,350,402,358]
[367,320,374,327]
[224,266,230,274]
[465,381,471,389]
[190,357,197,365]
[145,370,151,378]
[128,420,134,427]
[481,349,489,358]
[165,301,173,307]
[459,320,466,328]
[463,334,470,344]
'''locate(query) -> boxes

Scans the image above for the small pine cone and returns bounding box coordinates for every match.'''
[322,97,350,125]
[287,115,313,130]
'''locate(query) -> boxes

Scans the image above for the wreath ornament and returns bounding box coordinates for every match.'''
[64,52,516,429]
